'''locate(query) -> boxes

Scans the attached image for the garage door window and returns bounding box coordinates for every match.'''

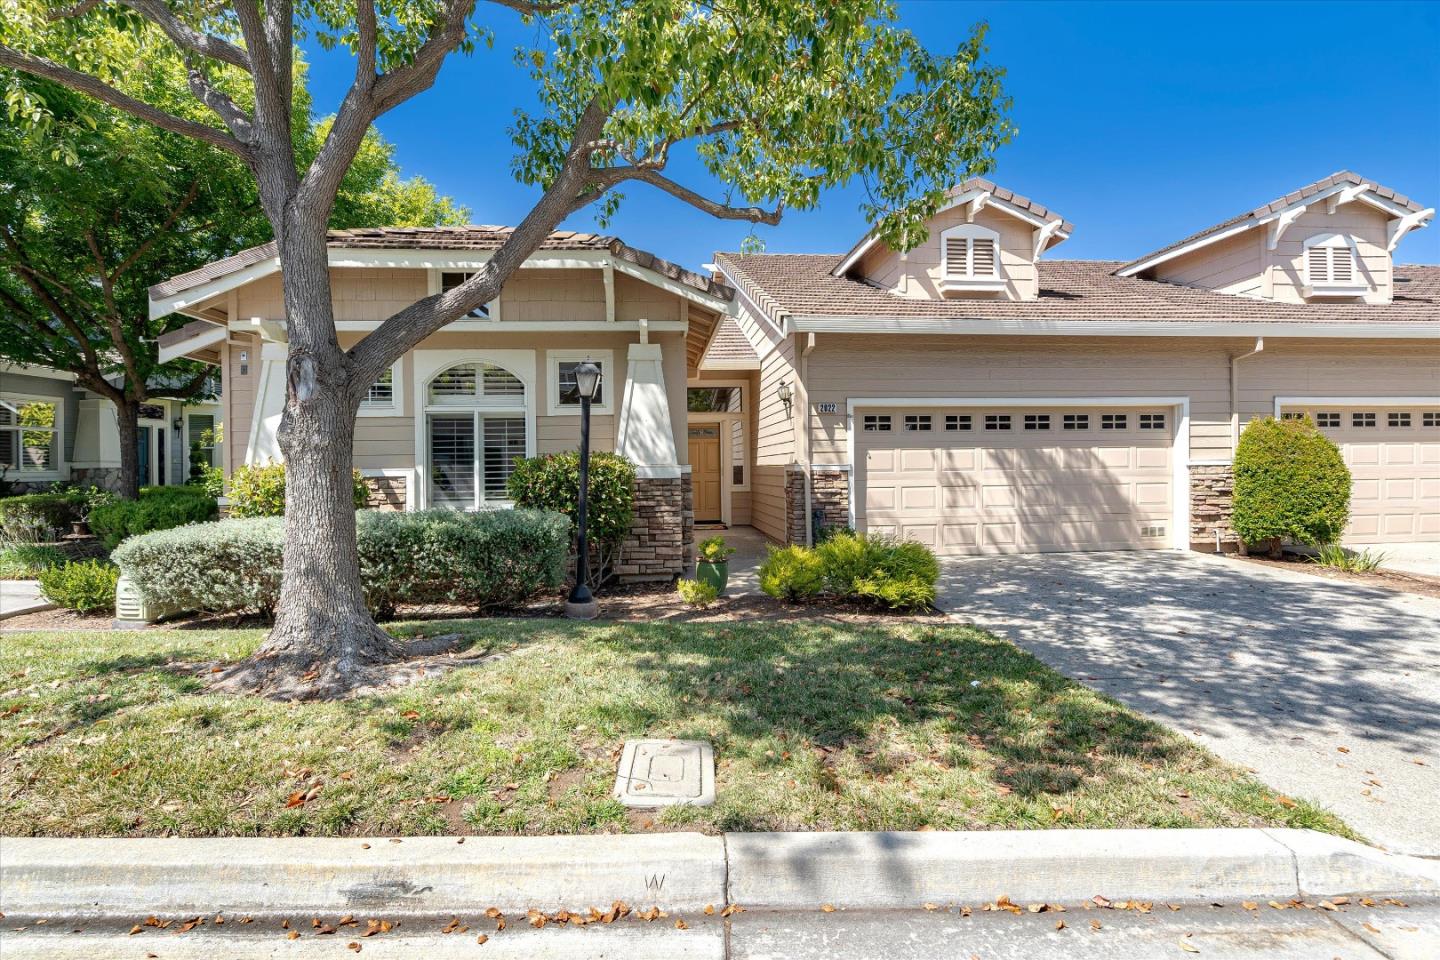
[1063,413,1089,430]
[1316,412,1340,428]
[863,415,891,432]
[1425,412,1439,427]
[1388,412,1411,428]
[1023,414,1050,430]
[984,414,1011,430]
[904,414,932,432]
[1352,412,1376,428]
[1140,413,1166,430]
[945,414,972,431]
[1102,413,1127,429]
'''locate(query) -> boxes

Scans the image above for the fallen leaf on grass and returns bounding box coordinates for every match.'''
[476,933,488,945]
[1363,922,1381,934]
[1089,919,1102,931]
[1179,940,1200,953]
[674,919,688,930]
[347,943,361,953]
[1055,919,1066,930]
[286,930,300,940]
[703,905,715,916]
[820,904,836,913]
[129,925,142,935]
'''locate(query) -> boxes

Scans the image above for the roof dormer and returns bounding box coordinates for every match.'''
[833,178,1072,303]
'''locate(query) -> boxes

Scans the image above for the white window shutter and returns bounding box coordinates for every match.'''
[944,238,968,277]
[1307,245,1331,284]
[971,238,997,277]
[1329,245,1354,283]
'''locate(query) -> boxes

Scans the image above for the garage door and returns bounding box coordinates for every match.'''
[856,405,1176,555]
[1281,404,1440,544]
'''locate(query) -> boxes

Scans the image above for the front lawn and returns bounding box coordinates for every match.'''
[0,619,1353,838]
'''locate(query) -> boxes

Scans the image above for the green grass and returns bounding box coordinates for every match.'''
[0,620,1355,839]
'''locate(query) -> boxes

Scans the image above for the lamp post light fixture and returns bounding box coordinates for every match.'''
[564,358,604,620]
[776,379,793,405]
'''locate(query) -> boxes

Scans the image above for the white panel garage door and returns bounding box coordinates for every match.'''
[856,405,1176,555]
[1281,404,1440,544]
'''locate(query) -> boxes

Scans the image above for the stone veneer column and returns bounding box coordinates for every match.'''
[615,475,692,581]
[1190,464,1237,550]
[784,466,851,545]
[362,475,407,511]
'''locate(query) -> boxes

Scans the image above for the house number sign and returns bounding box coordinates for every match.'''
[816,401,839,414]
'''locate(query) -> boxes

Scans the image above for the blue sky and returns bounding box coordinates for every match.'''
[303,1,1440,268]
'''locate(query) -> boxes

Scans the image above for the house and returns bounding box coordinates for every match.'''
[715,171,1438,554]
[149,171,1439,577]
[0,362,221,493]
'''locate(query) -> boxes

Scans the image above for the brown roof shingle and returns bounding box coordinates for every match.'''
[716,252,1440,324]
[703,317,759,364]
[1117,171,1431,276]
[151,227,733,303]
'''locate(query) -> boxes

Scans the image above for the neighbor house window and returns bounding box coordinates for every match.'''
[425,361,528,509]
[940,224,1001,284]
[0,397,59,475]
[440,272,493,318]
[187,414,218,470]
[1303,234,1361,294]
[547,352,613,415]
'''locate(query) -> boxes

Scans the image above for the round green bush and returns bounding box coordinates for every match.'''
[816,530,939,610]
[758,544,826,601]
[88,486,218,550]
[227,462,370,517]
[1232,416,1352,553]
[506,451,636,547]
[38,560,119,614]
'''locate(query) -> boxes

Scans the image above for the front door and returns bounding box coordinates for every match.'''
[688,425,723,523]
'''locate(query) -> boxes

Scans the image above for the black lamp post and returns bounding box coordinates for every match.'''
[564,358,603,620]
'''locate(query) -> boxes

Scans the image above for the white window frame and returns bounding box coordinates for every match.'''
[1302,233,1367,298]
[358,360,404,417]
[427,269,500,321]
[546,349,615,416]
[939,223,1005,292]
[0,392,65,481]
[411,349,536,511]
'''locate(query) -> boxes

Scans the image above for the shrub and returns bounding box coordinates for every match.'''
[507,451,636,585]
[1233,417,1351,554]
[113,508,570,616]
[0,544,67,579]
[816,530,939,611]
[758,544,826,601]
[227,462,370,518]
[696,535,734,564]
[38,560,119,613]
[676,577,719,607]
[88,485,218,550]
[0,490,86,541]
[1312,543,1386,573]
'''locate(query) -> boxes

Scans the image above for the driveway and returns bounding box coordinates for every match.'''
[938,551,1440,855]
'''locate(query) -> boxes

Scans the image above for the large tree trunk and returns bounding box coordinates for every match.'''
[113,394,142,500]
[213,207,400,700]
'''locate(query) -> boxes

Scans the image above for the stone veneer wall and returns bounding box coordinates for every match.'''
[785,466,851,545]
[1190,464,1237,551]
[67,467,126,494]
[362,475,407,511]
[615,475,693,582]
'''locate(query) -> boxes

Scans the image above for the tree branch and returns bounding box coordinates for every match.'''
[0,44,252,159]
[610,167,782,224]
[84,230,146,398]
[184,63,254,140]
[355,0,377,84]
[1,226,107,376]
[120,0,253,72]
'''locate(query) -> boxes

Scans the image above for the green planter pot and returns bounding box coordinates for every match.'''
[696,559,729,595]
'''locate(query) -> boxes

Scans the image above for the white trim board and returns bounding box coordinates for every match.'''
[545,349,616,417]
[1273,395,1440,415]
[786,317,1440,339]
[842,395,1192,551]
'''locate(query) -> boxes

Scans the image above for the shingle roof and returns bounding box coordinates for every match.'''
[716,252,1440,324]
[703,317,759,364]
[150,227,733,302]
[1117,171,1431,276]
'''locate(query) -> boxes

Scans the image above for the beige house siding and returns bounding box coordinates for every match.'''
[855,204,1041,301]
[1235,339,1440,425]
[225,331,260,468]
[1151,230,1265,298]
[749,327,800,542]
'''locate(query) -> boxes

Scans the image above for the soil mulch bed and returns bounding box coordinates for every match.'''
[1232,553,1440,599]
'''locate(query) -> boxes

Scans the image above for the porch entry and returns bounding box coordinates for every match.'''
[689,425,722,523]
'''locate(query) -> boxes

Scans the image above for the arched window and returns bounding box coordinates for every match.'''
[425,361,528,509]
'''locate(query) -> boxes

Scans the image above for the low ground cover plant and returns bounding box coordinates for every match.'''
[88,486,218,550]
[113,509,570,617]
[1311,543,1387,573]
[0,543,68,579]
[1233,416,1351,557]
[760,531,939,610]
[37,559,119,614]
[675,577,719,607]
[227,463,370,517]
[0,619,1354,838]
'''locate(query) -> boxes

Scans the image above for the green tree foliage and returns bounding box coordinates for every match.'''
[1232,416,1352,554]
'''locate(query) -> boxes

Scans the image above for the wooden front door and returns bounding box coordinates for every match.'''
[689,425,723,522]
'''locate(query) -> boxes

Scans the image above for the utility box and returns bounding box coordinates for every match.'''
[113,575,181,627]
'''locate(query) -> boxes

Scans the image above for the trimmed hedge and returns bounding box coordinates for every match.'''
[113,508,570,616]
[760,531,939,611]
[227,462,370,517]
[0,490,86,540]
[1233,416,1352,553]
[88,486,218,550]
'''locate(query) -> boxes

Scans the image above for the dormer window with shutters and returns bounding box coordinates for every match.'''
[1302,233,1367,299]
[939,223,1006,294]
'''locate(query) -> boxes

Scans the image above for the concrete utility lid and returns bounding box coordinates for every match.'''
[613,739,715,808]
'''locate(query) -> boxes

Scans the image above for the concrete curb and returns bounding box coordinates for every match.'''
[0,601,55,622]
[3,829,1437,919]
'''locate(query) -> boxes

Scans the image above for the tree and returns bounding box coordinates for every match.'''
[0,0,1012,698]
[0,54,465,499]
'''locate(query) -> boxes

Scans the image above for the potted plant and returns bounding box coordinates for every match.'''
[695,535,736,595]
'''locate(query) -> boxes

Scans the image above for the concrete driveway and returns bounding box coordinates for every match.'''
[938,551,1440,855]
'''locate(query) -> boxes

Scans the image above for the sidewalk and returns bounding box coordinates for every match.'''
[0,579,51,620]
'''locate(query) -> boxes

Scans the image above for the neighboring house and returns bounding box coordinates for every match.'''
[0,362,221,493]
[150,171,1439,575]
[152,228,736,579]
[715,171,1438,554]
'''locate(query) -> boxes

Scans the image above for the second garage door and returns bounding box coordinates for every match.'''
[856,405,1176,555]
